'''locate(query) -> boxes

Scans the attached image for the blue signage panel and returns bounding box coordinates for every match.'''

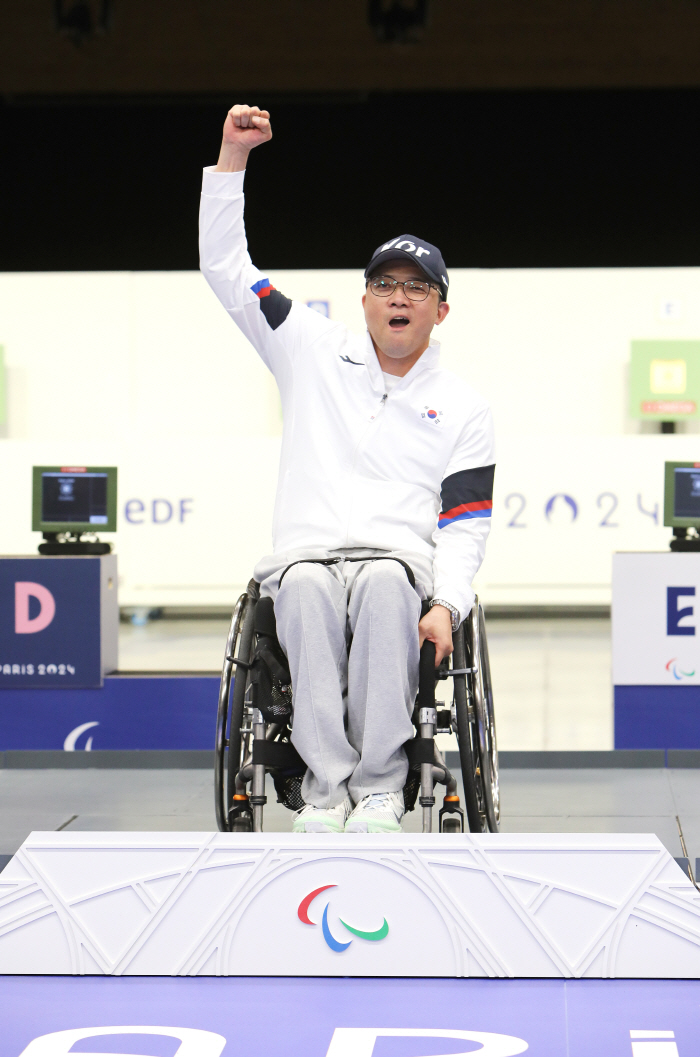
[0,558,101,688]
[0,676,218,749]
[615,684,700,748]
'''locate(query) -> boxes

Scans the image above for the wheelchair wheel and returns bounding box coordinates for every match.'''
[215,585,258,832]
[473,603,500,831]
[215,594,244,831]
[453,601,500,833]
[452,619,485,832]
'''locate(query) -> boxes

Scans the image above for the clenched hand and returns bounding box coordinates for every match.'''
[216,104,272,173]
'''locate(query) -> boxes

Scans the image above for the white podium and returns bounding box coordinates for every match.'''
[1,831,698,978]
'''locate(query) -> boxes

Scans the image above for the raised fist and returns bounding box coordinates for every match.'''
[222,104,272,151]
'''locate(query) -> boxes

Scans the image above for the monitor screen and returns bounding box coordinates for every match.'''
[41,471,108,524]
[674,467,700,520]
[32,466,117,532]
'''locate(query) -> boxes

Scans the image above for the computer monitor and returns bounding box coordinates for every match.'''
[664,461,700,527]
[32,466,118,534]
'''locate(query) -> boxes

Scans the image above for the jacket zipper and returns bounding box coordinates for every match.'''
[344,393,389,544]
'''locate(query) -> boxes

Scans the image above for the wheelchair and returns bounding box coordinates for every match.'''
[215,578,499,834]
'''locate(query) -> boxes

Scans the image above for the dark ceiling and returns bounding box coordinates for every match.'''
[4,0,700,95]
[2,2,699,270]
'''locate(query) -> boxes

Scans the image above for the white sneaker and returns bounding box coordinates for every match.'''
[292,795,353,833]
[344,791,405,833]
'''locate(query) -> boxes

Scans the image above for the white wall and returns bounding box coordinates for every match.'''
[1,267,699,606]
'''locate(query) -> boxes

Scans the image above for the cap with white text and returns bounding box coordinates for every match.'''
[364,235,449,300]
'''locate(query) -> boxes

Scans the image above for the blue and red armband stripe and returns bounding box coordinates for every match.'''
[438,499,493,528]
[251,278,274,298]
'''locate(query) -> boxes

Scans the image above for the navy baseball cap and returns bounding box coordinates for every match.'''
[364,235,449,300]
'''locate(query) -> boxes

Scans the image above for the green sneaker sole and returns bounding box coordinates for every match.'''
[345,819,403,833]
[292,818,346,834]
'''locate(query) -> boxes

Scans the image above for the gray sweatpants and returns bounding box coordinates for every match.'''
[272,558,422,808]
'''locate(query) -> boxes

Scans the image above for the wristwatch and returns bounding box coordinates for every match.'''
[429,598,460,631]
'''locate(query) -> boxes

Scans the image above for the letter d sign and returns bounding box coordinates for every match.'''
[15,582,56,634]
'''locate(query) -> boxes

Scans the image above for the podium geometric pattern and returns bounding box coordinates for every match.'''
[1,831,699,977]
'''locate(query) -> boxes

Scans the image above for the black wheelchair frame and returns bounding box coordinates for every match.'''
[215,579,499,834]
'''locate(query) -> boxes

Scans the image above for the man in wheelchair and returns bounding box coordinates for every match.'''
[201,105,495,834]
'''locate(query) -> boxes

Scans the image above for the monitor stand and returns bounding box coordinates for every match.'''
[670,527,700,552]
[38,532,112,556]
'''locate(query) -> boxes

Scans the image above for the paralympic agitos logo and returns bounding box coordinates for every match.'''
[297,884,389,953]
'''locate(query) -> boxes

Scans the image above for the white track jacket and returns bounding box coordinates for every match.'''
[199,167,495,620]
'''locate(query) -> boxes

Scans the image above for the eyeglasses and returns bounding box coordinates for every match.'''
[366,275,439,302]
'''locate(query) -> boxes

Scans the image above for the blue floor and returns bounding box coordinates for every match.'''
[1,976,696,1057]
